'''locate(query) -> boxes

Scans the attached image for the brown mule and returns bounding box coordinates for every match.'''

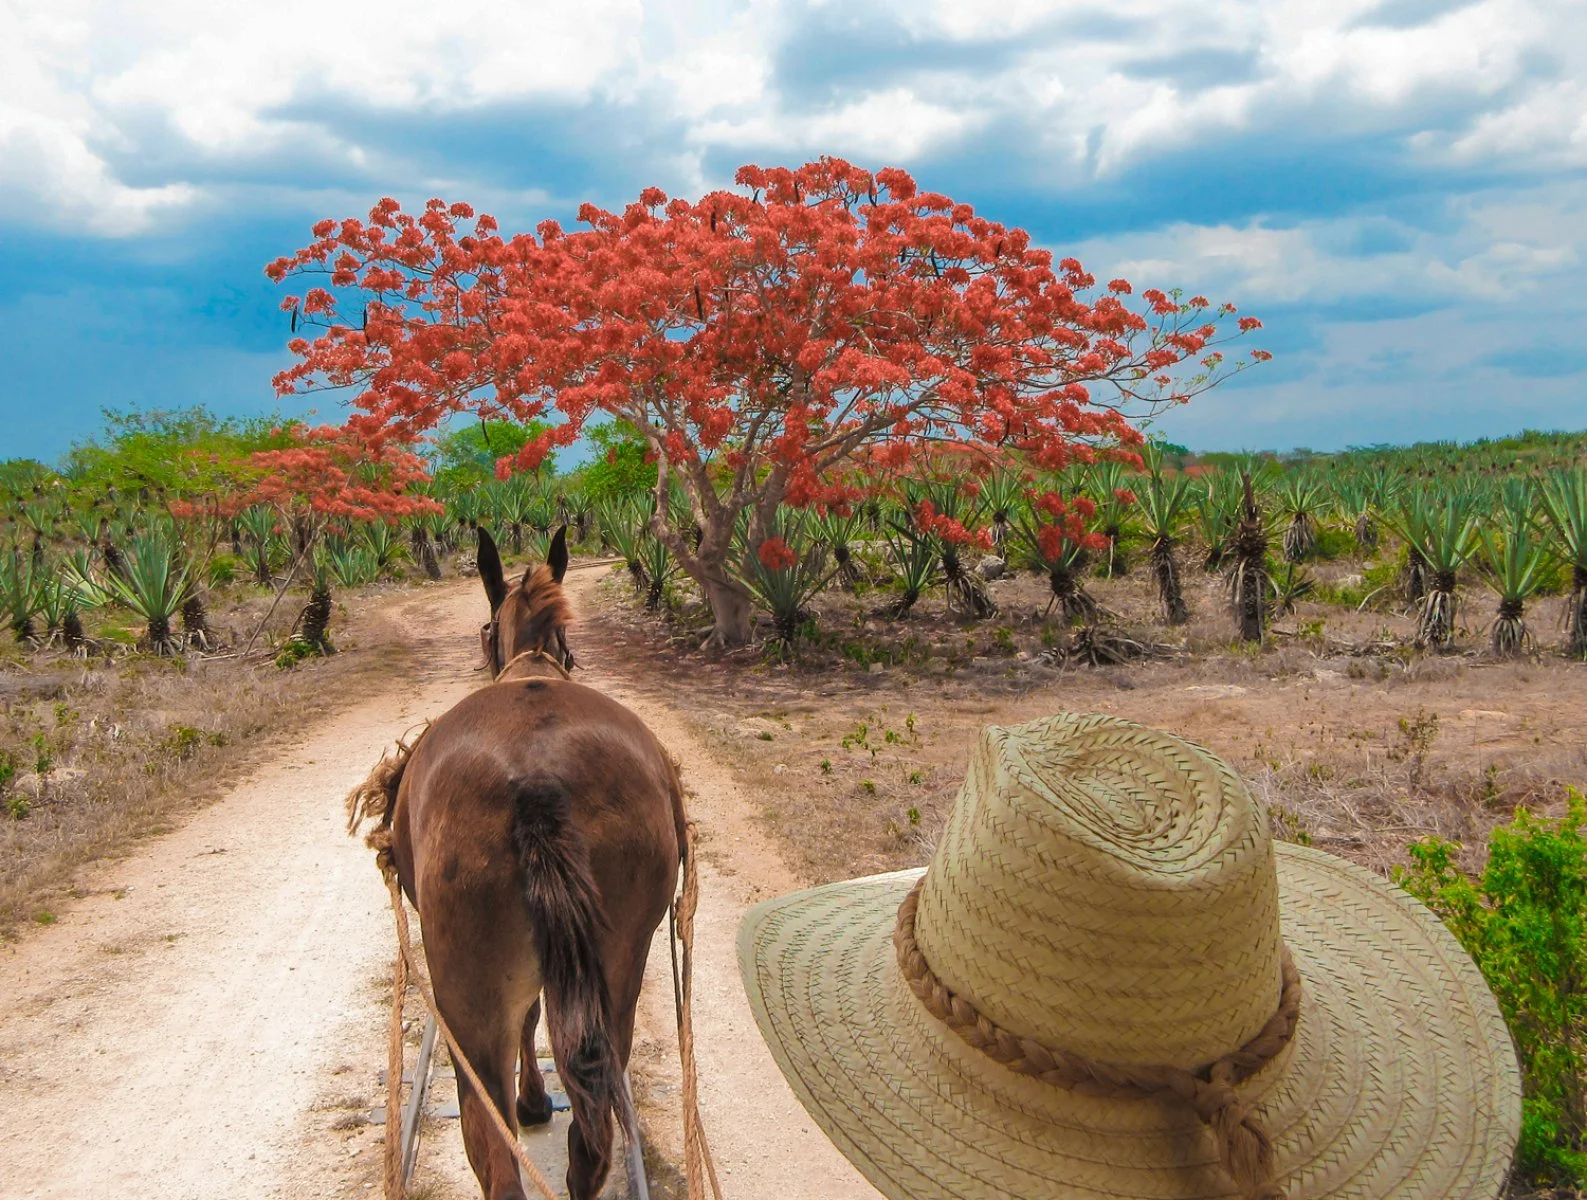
[380,526,684,1199]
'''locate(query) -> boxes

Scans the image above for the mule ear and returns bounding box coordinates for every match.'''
[547,524,569,583]
[477,526,508,614]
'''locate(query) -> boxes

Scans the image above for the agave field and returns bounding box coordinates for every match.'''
[4,419,1587,674]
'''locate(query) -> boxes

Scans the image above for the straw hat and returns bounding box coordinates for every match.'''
[739,713,1520,1200]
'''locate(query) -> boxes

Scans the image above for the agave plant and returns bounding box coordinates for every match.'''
[1196,469,1243,572]
[1539,468,1587,659]
[882,523,940,619]
[918,481,996,619]
[1333,479,1378,553]
[563,487,595,544]
[1391,493,1479,649]
[322,542,380,588]
[360,520,406,575]
[1276,474,1326,563]
[598,499,649,593]
[814,509,865,591]
[237,505,279,586]
[1013,515,1099,625]
[1226,475,1268,643]
[741,517,834,652]
[1136,461,1195,625]
[1268,562,1316,617]
[292,555,335,654]
[100,531,193,655]
[1085,461,1135,577]
[488,478,530,554]
[1496,477,1536,536]
[58,550,106,652]
[1478,527,1548,656]
[638,532,679,611]
[0,550,42,646]
[979,469,1026,552]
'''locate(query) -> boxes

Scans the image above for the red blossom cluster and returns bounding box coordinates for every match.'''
[756,537,799,571]
[913,501,995,550]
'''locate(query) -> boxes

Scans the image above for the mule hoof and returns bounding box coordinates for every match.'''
[517,1094,555,1126]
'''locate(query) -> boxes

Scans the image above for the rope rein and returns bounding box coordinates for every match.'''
[675,820,726,1200]
[893,877,1302,1200]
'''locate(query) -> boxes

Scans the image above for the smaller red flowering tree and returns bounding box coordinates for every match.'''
[244,423,440,526]
[268,158,1267,646]
[236,425,440,654]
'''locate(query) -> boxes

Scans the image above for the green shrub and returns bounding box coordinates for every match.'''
[1312,525,1356,561]
[207,554,241,587]
[1396,790,1587,1186]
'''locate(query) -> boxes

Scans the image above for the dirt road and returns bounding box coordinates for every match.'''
[0,565,878,1200]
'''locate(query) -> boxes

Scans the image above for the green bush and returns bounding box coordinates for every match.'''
[1397,790,1587,1187]
[207,554,241,587]
[1312,525,1356,561]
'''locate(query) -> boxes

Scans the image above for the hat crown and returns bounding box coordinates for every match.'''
[913,713,1284,1070]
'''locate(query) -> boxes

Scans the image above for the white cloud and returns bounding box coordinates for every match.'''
[1076,183,1585,307]
[1,0,1584,234]
[692,87,982,161]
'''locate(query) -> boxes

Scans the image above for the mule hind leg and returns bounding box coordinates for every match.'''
[516,997,554,1126]
[437,987,533,1200]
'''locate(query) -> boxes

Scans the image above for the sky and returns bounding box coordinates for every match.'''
[2,0,1584,464]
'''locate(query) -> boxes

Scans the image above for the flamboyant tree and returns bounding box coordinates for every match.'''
[268,157,1268,645]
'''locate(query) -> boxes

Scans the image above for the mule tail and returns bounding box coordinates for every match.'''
[511,785,622,1158]
[345,723,429,870]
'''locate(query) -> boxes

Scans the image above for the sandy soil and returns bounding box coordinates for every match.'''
[0,563,877,1200]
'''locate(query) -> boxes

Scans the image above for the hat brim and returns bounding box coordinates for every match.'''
[739,843,1519,1200]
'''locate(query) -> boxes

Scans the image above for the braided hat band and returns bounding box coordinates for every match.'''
[895,877,1302,1200]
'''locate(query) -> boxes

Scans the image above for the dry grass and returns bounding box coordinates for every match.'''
[0,582,414,933]
[588,567,1587,887]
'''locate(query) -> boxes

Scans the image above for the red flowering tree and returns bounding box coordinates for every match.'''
[268,157,1267,646]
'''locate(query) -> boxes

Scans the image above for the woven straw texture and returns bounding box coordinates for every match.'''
[739,713,1520,1200]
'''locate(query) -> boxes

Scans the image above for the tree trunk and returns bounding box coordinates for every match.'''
[699,570,753,648]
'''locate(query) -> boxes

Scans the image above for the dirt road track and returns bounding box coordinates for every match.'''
[0,565,879,1200]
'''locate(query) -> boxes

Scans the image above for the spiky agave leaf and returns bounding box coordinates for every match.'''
[882,523,939,619]
[1227,474,1268,643]
[0,550,42,646]
[1012,514,1099,625]
[1084,460,1135,576]
[979,468,1027,551]
[1277,473,1326,563]
[99,531,194,655]
[740,514,834,652]
[1479,527,1549,657]
[598,499,649,592]
[814,509,865,590]
[1389,492,1478,650]
[360,519,406,573]
[639,531,679,611]
[1137,466,1195,625]
[1196,468,1243,572]
[1538,468,1587,660]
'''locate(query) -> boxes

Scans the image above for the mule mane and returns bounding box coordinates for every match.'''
[496,564,573,664]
